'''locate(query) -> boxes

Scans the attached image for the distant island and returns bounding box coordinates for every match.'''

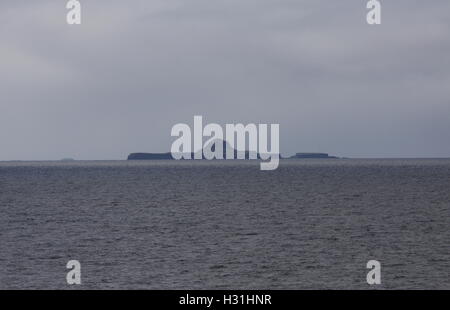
[60,158,76,162]
[128,152,339,160]
[128,143,339,160]
[289,153,338,159]
[128,153,174,160]
[129,140,264,160]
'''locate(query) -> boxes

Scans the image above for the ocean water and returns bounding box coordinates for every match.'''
[0,159,449,289]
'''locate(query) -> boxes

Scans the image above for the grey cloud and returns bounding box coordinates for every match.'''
[1,0,449,160]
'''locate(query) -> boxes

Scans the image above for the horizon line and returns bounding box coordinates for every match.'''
[1,156,450,162]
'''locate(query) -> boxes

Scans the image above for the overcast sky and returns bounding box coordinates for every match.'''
[1,0,449,160]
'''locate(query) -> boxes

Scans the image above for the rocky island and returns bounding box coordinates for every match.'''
[128,141,266,160]
[290,153,338,159]
[127,141,338,160]
[128,153,174,160]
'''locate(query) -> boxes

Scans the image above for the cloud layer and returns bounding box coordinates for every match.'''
[1,0,450,160]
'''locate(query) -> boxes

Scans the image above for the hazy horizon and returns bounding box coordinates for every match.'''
[2,155,450,162]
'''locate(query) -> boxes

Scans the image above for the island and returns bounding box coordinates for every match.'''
[60,158,76,162]
[128,153,174,160]
[127,151,339,160]
[290,153,338,159]
[127,141,339,160]
[128,140,267,160]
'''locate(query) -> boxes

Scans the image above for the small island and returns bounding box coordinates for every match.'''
[127,151,339,160]
[60,158,76,162]
[128,153,174,160]
[129,141,263,160]
[290,153,338,159]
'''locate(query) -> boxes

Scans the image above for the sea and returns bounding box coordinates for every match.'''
[0,159,449,289]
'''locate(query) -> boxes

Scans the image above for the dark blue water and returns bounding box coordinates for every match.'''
[0,159,449,289]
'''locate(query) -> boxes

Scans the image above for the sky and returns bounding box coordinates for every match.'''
[1,0,450,160]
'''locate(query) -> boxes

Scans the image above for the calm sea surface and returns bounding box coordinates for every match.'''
[0,159,449,289]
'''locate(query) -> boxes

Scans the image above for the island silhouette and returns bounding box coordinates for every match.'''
[127,140,338,160]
